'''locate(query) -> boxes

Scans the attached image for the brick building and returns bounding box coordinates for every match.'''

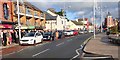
[0,0,15,29]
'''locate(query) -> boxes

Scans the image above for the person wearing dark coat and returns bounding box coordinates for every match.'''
[3,32,7,46]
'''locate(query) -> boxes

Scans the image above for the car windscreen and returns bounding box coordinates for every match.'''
[24,32,35,37]
[66,31,71,32]
[44,32,51,35]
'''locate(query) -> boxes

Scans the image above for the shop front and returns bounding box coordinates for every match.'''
[0,24,13,29]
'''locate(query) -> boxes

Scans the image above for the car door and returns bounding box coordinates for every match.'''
[36,32,43,43]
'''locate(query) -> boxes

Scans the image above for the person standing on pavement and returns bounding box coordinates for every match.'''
[3,30,7,46]
[12,30,17,43]
[15,30,18,43]
[55,30,59,40]
[0,30,3,44]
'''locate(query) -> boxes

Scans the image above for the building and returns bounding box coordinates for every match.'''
[104,12,114,28]
[67,18,93,31]
[0,0,16,30]
[12,1,46,30]
[45,8,68,31]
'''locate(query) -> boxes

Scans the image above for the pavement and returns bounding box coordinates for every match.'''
[0,43,19,50]
[82,33,120,60]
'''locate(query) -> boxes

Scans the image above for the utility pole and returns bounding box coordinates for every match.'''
[17,0,21,40]
[100,1,103,32]
[83,15,85,33]
[93,0,96,38]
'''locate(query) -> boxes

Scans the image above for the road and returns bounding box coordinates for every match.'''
[2,33,93,59]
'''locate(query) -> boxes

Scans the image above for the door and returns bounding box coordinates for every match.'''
[35,32,43,43]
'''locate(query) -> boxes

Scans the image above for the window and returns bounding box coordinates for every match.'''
[48,22,49,24]
[14,4,17,14]
[3,3,9,20]
[34,11,38,16]
[62,21,63,24]
[26,20,29,25]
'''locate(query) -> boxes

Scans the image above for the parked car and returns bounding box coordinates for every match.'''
[64,30,74,36]
[79,30,87,34]
[43,32,55,41]
[20,31,43,45]
[79,30,84,34]
[89,30,94,33]
[58,30,65,39]
[84,30,88,33]
[72,30,78,35]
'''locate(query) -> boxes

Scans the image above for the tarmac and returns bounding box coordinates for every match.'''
[82,33,120,60]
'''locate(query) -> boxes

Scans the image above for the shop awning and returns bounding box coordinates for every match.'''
[15,26,28,29]
[28,26,35,29]
[0,24,12,29]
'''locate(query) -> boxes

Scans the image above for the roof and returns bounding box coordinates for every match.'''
[25,2,42,12]
[78,18,88,22]
[44,12,57,20]
[71,21,83,25]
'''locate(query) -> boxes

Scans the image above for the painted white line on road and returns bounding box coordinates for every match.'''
[56,42,64,46]
[35,42,50,47]
[70,45,83,60]
[32,49,50,57]
[70,48,80,60]
[17,48,24,53]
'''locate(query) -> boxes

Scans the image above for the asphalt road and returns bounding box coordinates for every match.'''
[2,33,93,59]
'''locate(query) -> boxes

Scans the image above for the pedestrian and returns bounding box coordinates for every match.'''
[55,30,59,40]
[6,30,12,45]
[13,30,17,43]
[3,30,7,46]
[0,30,3,45]
[15,30,18,43]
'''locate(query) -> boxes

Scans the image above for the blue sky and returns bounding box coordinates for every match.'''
[26,0,119,26]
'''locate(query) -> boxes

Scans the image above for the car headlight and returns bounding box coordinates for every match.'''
[48,36,50,38]
[30,39,34,41]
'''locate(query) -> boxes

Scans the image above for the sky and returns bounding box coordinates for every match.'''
[25,0,119,26]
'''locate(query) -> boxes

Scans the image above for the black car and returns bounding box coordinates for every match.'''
[43,32,55,41]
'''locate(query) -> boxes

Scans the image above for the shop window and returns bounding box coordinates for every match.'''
[26,20,29,25]
[14,4,17,14]
[62,21,63,24]
[3,3,9,20]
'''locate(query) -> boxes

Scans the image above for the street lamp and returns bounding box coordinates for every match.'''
[93,0,96,38]
[63,3,71,31]
[17,0,21,40]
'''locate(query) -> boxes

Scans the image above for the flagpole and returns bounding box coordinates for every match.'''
[17,0,21,40]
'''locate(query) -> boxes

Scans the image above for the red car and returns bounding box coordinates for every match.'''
[72,30,78,35]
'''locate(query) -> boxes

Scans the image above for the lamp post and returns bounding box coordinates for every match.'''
[83,15,85,33]
[63,3,71,31]
[93,0,96,38]
[17,0,21,40]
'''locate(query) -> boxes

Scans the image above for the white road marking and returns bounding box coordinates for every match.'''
[32,49,50,57]
[56,42,64,46]
[71,36,93,60]
[70,45,83,60]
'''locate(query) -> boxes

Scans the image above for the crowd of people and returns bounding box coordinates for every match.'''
[0,29,59,46]
[0,30,19,46]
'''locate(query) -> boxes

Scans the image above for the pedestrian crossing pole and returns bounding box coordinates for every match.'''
[17,0,21,40]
